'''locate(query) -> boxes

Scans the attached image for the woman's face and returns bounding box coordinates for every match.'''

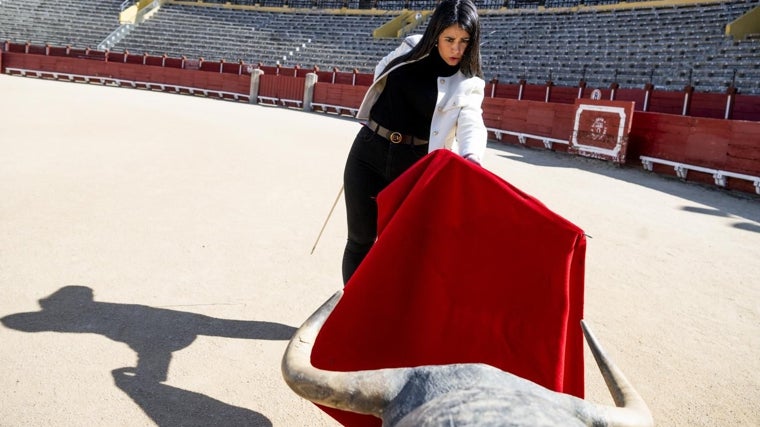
[437,24,471,67]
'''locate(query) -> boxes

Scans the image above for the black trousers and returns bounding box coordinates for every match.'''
[342,125,429,284]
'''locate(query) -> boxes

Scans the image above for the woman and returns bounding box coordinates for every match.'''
[342,0,488,284]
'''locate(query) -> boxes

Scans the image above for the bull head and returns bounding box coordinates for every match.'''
[282,290,653,426]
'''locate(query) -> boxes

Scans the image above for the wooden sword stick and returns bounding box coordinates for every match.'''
[310,185,344,255]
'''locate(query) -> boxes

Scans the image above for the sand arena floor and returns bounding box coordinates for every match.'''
[0,74,758,426]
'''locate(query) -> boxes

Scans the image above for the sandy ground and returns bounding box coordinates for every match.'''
[0,73,758,426]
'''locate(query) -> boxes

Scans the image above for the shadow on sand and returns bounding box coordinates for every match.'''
[1,285,296,427]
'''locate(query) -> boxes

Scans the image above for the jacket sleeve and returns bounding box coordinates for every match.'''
[373,34,422,80]
[455,78,488,164]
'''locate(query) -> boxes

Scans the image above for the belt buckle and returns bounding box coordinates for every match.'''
[389,132,403,144]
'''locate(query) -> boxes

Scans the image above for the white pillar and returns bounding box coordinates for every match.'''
[303,72,318,112]
[249,68,264,105]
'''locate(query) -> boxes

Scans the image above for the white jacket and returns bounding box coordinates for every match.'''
[356,35,488,164]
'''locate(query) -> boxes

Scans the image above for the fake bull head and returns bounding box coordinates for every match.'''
[282,290,654,427]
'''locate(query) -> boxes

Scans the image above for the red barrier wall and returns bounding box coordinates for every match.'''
[259,74,305,104]
[548,86,581,104]
[1,50,251,95]
[483,96,760,191]
[490,82,521,99]
[2,44,758,194]
[615,88,648,111]
[482,97,575,151]
[522,84,549,102]
[629,112,760,177]
[733,94,760,122]
[333,71,358,85]
[690,92,730,119]
[312,82,366,112]
[647,90,685,115]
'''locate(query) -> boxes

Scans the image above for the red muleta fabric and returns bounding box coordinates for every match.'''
[311,149,587,426]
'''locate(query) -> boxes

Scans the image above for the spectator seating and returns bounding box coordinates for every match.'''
[0,0,122,48]
[1,0,758,94]
[115,4,406,72]
[477,0,759,93]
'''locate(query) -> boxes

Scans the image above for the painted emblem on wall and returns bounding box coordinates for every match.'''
[589,117,608,141]
[570,100,635,164]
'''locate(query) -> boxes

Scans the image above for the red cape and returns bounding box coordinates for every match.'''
[312,150,586,426]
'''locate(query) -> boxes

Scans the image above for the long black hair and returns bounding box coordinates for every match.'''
[382,0,483,78]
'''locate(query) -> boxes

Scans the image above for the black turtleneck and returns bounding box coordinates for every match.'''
[369,49,460,141]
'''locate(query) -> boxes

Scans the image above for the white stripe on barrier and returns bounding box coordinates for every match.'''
[640,155,760,194]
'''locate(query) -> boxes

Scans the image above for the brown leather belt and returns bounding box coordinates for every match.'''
[367,119,428,146]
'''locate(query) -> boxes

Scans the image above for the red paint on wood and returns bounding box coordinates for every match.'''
[631,112,760,176]
[522,84,547,102]
[615,88,646,111]
[312,82,366,111]
[278,66,299,77]
[726,120,760,175]
[492,83,521,99]
[683,118,730,168]
[549,86,579,104]
[690,92,729,119]
[354,74,373,86]
[259,65,278,75]
[648,90,684,115]
[733,94,760,121]
[314,70,334,83]
[332,71,356,85]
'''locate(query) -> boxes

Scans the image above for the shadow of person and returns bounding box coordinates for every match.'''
[1,285,296,383]
[112,367,272,427]
[1,285,296,426]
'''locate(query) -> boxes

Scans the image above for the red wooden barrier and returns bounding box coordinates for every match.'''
[615,88,647,111]
[646,90,681,114]
[354,73,373,86]
[733,94,760,122]
[2,44,758,194]
[332,71,357,85]
[482,97,575,150]
[144,55,164,67]
[312,82,367,114]
[278,66,300,77]
[106,51,127,62]
[125,52,144,65]
[314,70,334,83]
[726,120,760,176]
[690,92,730,119]
[548,86,579,104]
[296,67,314,78]
[488,82,521,99]
[522,84,548,102]
[259,65,278,75]
[6,42,25,53]
[629,112,760,176]
[164,57,183,69]
[259,74,305,105]
[1,51,251,97]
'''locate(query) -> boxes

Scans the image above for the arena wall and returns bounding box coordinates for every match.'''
[2,43,758,195]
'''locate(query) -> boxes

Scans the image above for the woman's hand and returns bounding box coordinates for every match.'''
[463,153,481,165]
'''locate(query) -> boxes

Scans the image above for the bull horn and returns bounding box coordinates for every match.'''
[582,320,654,427]
[281,289,410,417]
